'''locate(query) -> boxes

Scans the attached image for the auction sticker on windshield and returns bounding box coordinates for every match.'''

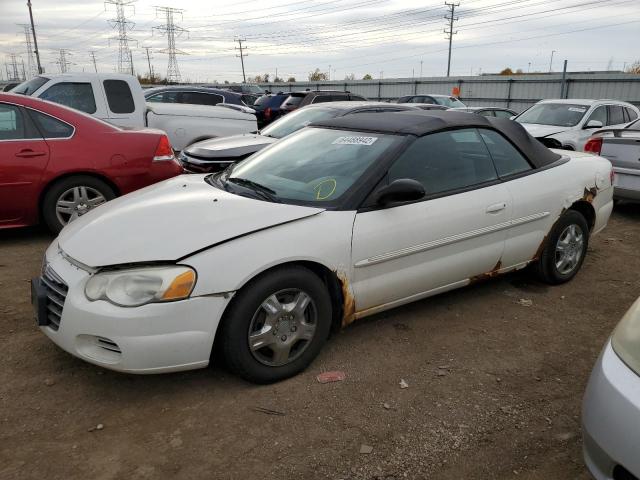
[568,107,587,112]
[332,136,378,146]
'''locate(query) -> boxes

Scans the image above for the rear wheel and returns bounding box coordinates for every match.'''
[220,266,332,384]
[42,176,116,233]
[533,210,589,284]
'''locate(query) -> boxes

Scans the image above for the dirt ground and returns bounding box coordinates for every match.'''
[2,205,639,480]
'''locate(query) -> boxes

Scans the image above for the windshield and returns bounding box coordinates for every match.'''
[11,76,49,95]
[516,103,588,127]
[433,96,466,108]
[222,127,402,206]
[260,106,337,139]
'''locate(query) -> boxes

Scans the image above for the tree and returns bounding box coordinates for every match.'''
[273,76,284,82]
[362,73,373,80]
[344,73,355,80]
[308,68,328,81]
[627,61,640,74]
[287,76,296,82]
[515,68,524,74]
[499,68,514,75]
[224,80,229,84]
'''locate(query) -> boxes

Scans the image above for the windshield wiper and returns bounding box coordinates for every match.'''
[226,177,280,202]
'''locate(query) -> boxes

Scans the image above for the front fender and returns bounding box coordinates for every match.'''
[185,211,356,297]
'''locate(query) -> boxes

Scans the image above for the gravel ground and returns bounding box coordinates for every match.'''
[1,204,639,480]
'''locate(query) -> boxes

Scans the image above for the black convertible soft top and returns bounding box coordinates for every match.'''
[310,110,562,169]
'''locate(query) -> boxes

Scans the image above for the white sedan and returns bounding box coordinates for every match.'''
[32,111,614,383]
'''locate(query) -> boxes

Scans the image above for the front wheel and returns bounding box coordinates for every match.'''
[220,266,332,384]
[42,176,116,234]
[533,210,589,284]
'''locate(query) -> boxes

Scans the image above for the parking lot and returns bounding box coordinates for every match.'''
[0,203,637,479]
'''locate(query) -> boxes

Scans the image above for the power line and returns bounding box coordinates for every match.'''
[6,53,21,81]
[444,2,459,77]
[106,0,137,75]
[153,6,188,83]
[235,38,247,83]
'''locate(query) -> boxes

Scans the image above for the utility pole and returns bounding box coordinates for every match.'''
[153,6,187,83]
[105,0,137,75]
[27,0,43,74]
[420,59,423,78]
[56,49,72,73]
[18,24,37,79]
[89,50,98,72]
[235,38,247,83]
[444,2,459,77]
[143,46,154,80]
[549,50,556,73]
[21,58,26,80]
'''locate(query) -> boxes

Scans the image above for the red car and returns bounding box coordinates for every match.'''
[0,93,183,233]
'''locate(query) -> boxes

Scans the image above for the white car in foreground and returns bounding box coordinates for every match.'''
[514,99,639,151]
[32,111,614,383]
[583,297,640,479]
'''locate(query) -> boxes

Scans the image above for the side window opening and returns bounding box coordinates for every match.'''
[388,128,498,196]
[40,82,97,114]
[479,129,532,177]
[28,109,74,138]
[0,103,27,140]
[103,79,135,114]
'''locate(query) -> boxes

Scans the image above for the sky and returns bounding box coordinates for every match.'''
[1,0,639,83]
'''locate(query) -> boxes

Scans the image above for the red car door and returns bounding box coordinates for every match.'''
[0,102,50,227]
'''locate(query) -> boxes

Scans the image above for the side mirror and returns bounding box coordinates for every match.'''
[584,120,603,129]
[374,179,425,206]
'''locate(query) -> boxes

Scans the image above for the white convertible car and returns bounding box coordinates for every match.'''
[32,111,614,383]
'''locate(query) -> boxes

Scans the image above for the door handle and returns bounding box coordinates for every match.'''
[15,149,46,158]
[486,202,507,214]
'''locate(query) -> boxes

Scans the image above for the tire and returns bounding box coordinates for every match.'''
[42,176,116,234]
[220,266,332,384]
[533,210,589,285]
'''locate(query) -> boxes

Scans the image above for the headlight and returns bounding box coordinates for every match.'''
[85,265,196,307]
[611,297,640,375]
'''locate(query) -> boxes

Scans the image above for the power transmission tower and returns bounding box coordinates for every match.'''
[6,54,21,81]
[153,6,187,83]
[18,24,38,79]
[56,49,72,73]
[143,46,154,80]
[444,2,459,77]
[106,0,137,75]
[235,38,247,83]
[89,50,98,72]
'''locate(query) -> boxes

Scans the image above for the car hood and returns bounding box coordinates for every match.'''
[518,123,570,138]
[58,175,323,267]
[184,133,277,160]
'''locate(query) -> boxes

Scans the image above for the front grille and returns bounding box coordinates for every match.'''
[40,265,68,331]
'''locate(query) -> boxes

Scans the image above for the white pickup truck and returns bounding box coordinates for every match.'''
[10,73,257,151]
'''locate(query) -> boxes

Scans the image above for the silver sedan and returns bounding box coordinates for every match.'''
[583,297,640,479]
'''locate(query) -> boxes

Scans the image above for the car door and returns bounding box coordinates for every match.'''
[476,128,559,267]
[0,102,50,225]
[350,128,510,313]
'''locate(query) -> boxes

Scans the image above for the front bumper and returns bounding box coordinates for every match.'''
[582,341,640,479]
[36,244,232,374]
